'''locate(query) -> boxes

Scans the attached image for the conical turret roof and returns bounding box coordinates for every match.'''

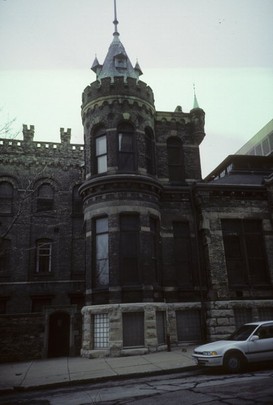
[91,1,142,81]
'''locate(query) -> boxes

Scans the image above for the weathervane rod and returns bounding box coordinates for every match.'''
[113,0,119,34]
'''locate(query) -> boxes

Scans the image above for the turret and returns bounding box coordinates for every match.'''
[23,124,35,142]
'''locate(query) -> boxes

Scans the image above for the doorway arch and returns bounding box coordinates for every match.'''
[48,311,70,358]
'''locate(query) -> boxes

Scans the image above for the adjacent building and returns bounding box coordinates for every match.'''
[0,8,272,362]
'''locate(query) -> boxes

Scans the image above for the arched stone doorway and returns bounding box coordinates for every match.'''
[48,311,70,358]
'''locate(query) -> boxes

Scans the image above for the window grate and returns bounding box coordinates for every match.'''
[93,314,109,349]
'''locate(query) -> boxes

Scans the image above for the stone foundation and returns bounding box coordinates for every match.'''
[81,302,202,358]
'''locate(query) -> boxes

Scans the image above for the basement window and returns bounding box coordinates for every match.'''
[93,313,109,349]
[123,312,144,348]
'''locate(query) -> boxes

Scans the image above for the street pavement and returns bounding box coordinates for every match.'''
[0,345,196,394]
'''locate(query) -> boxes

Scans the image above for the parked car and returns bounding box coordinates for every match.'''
[192,320,273,373]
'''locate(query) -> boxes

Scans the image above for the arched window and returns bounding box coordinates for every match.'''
[0,181,13,214]
[167,137,184,183]
[94,127,107,174]
[145,128,156,175]
[37,183,54,212]
[118,123,136,172]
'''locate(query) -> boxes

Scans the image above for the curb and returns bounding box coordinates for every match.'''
[0,365,197,395]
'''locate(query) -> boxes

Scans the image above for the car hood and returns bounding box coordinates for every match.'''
[194,340,234,352]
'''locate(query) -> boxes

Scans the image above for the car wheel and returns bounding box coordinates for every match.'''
[223,351,245,373]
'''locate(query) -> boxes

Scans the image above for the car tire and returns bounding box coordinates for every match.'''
[223,351,245,373]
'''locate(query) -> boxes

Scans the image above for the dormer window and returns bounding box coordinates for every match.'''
[114,53,127,69]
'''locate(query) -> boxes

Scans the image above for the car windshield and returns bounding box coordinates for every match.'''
[228,324,257,341]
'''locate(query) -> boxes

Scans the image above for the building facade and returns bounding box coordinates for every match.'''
[0,10,272,362]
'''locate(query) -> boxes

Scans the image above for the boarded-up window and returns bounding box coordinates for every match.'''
[176,310,202,341]
[123,312,144,348]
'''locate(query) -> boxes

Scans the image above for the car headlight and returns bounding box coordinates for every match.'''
[202,351,218,356]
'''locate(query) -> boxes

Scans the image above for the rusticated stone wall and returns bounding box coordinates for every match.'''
[81,302,203,358]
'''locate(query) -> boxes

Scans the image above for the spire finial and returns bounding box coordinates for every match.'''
[193,83,200,109]
[113,0,119,36]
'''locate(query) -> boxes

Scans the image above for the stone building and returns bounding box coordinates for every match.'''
[0,127,85,361]
[0,7,272,362]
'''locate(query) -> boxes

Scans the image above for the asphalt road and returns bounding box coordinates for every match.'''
[0,365,272,404]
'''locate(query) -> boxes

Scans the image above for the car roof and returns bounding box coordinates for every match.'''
[245,320,273,326]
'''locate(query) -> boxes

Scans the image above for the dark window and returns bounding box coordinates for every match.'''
[0,181,13,214]
[120,214,140,285]
[31,296,52,312]
[150,217,160,282]
[222,219,269,288]
[0,298,8,314]
[173,222,193,287]
[176,310,202,341]
[123,312,144,348]
[36,239,52,273]
[72,185,83,216]
[95,134,107,174]
[145,128,155,175]
[93,217,109,287]
[156,311,166,345]
[257,325,273,339]
[37,183,54,212]
[118,124,135,171]
[0,239,11,272]
[167,137,184,182]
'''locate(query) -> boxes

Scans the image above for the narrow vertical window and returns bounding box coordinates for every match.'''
[72,185,83,216]
[0,181,13,214]
[94,217,109,287]
[96,134,107,174]
[36,240,52,273]
[145,128,155,175]
[167,137,184,182]
[173,222,193,287]
[118,123,135,171]
[120,214,139,285]
[150,216,159,282]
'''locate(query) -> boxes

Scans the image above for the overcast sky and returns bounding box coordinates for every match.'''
[0,0,272,177]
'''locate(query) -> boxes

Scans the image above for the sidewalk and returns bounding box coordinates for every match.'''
[0,346,196,394]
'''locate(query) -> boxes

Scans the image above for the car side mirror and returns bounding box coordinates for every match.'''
[250,335,259,342]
